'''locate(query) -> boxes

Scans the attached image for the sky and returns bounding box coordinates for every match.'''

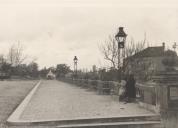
[0,0,178,70]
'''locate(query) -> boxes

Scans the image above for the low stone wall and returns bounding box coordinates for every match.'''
[59,78,159,112]
[136,82,160,113]
[59,77,178,128]
[59,78,120,97]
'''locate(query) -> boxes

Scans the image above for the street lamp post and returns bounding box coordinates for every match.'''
[173,42,178,52]
[115,27,127,82]
[73,56,78,78]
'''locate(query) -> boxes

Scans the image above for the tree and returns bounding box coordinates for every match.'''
[11,64,27,76]
[97,67,118,81]
[0,54,11,75]
[99,36,118,68]
[0,55,11,76]
[99,35,147,70]
[162,50,178,71]
[27,62,39,78]
[1,62,11,74]
[39,67,48,78]
[0,54,6,64]
[56,64,71,78]
[7,42,27,67]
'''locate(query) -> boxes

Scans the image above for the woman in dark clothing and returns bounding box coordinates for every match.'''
[125,74,136,102]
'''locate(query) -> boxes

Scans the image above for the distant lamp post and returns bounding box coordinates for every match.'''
[115,27,127,82]
[173,42,178,52]
[73,56,78,77]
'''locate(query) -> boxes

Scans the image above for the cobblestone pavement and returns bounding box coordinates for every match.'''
[20,80,152,121]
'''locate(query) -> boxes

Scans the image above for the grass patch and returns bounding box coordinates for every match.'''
[0,80,37,127]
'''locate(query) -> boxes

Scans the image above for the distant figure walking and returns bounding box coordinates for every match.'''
[125,74,136,102]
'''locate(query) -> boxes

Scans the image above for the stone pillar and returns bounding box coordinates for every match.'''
[158,83,178,128]
[161,110,178,128]
[154,71,178,128]
[159,84,178,128]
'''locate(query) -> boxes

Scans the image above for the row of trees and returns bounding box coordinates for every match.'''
[39,64,71,79]
[0,43,39,78]
[0,42,73,79]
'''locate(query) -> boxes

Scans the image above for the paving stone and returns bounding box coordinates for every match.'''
[20,80,153,121]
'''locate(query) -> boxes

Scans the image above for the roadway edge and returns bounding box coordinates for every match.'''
[7,80,42,123]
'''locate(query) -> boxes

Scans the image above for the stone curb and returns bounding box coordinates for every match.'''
[7,80,41,123]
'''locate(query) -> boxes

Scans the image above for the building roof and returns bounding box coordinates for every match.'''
[47,70,55,77]
[132,46,164,58]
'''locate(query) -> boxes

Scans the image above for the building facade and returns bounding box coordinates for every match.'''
[125,43,178,81]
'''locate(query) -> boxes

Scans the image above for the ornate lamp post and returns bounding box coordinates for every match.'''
[173,42,178,52]
[115,27,127,82]
[73,56,78,77]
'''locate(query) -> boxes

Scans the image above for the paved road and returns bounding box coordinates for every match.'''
[20,80,152,121]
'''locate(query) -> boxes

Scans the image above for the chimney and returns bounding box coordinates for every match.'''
[162,42,165,51]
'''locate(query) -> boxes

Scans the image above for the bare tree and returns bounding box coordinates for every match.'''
[99,36,118,68]
[99,34,158,81]
[99,35,147,69]
[7,42,27,66]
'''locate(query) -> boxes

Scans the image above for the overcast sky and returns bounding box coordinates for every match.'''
[0,0,178,70]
